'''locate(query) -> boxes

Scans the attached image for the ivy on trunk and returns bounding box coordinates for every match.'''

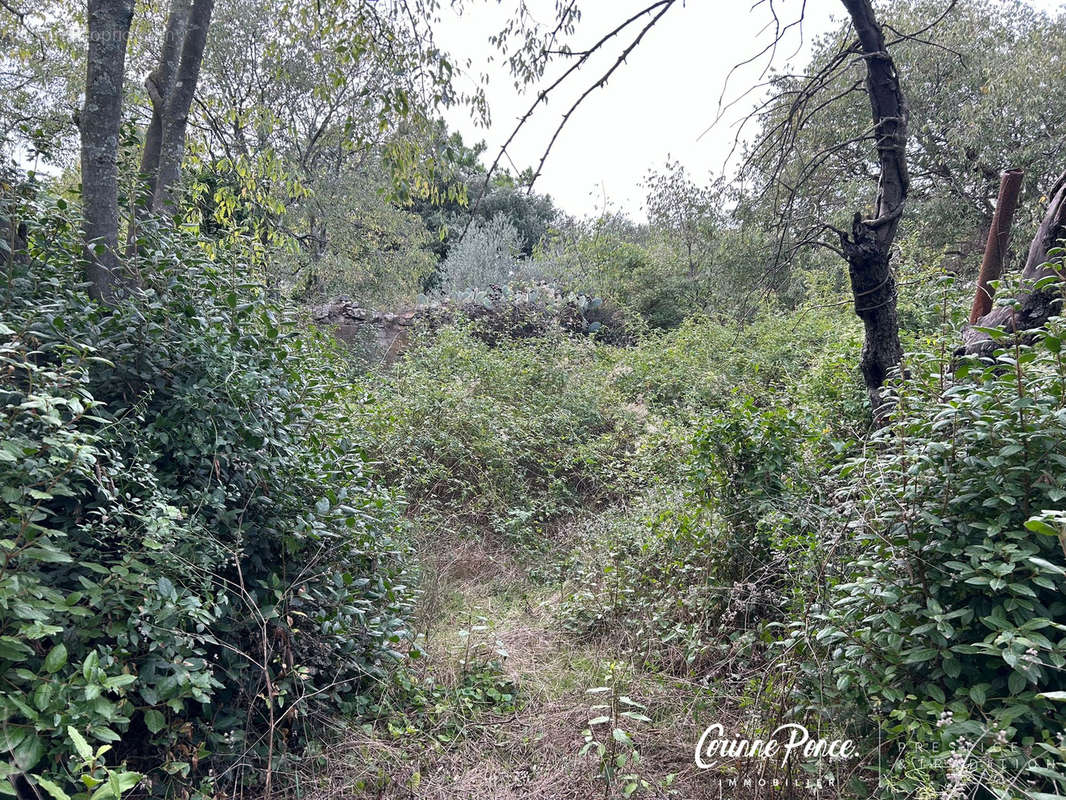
[838,0,908,418]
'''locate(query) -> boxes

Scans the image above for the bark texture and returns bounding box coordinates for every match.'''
[81,0,134,302]
[969,169,1024,324]
[838,0,908,414]
[961,169,1066,357]
[151,0,215,214]
[137,0,191,208]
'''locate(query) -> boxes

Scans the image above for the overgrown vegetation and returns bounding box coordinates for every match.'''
[1,190,414,797]
[3,0,1066,798]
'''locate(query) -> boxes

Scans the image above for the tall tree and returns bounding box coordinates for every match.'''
[150,0,214,213]
[81,0,134,302]
[744,1,1066,265]
[79,0,215,297]
[478,0,917,413]
[187,0,463,297]
[135,0,190,210]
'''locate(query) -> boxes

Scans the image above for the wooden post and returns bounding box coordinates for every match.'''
[969,169,1024,324]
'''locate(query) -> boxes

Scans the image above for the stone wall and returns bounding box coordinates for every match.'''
[312,289,630,361]
[311,301,427,362]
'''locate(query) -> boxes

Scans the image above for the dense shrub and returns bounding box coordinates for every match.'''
[553,312,863,677]
[353,325,679,544]
[808,321,1066,796]
[559,392,833,676]
[419,283,632,347]
[437,214,524,294]
[607,311,864,422]
[548,222,691,330]
[0,190,413,797]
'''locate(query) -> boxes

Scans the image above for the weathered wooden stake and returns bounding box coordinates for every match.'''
[969,169,1024,324]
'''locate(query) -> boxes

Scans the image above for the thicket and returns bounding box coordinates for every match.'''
[4,0,1066,797]
[809,317,1066,797]
[6,173,1066,798]
[359,259,1066,796]
[1,188,414,798]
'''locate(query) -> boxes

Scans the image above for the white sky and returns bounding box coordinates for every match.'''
[435,0,1062,221]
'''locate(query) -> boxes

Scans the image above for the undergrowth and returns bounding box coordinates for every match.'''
[1,188,413,798]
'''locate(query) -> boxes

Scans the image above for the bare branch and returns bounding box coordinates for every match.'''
[526,1,676,193]
[458,0,677,242]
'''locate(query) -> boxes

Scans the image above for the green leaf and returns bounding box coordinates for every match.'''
[43,643,67,674]
[89,727,120,744]
[156,577,175,600]
[82,651,98,681]
[902,647,938,664]
[1029,557,1066,576]
[12,733,44,771]
[20,546,72,564]
[1008,671,1027,695]
[33,778,71,800]
[101,674,136,691]
[143,709,165,734]
[68,727,93,761]
[1025,520,1060,537]
[0,636,34,661]
[1027,766,1066,784]
[33,683,53,711]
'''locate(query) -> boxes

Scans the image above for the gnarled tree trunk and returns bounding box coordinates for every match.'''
[81,0,134,302]
[838,0,908,419]
[136,0,191,210]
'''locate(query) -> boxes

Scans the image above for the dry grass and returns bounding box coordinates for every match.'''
[297,525,836,800]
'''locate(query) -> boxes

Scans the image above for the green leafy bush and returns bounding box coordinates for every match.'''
[808,321,1066,795]
[607,311,863,420]
[1,188,413,797]
[354,325,679,545]
[559,392,831,675]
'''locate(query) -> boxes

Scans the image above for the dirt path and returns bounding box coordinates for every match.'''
[305,534,727,800]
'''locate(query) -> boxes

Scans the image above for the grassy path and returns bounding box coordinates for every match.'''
[308,531,741,800]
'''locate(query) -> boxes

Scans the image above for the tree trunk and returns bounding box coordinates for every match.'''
[838,0,908,417]
[136,0,191,210]
[960,169,1066,357]
[151,0,214,215]
[81,0,134,303]
[841,212,904,394]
